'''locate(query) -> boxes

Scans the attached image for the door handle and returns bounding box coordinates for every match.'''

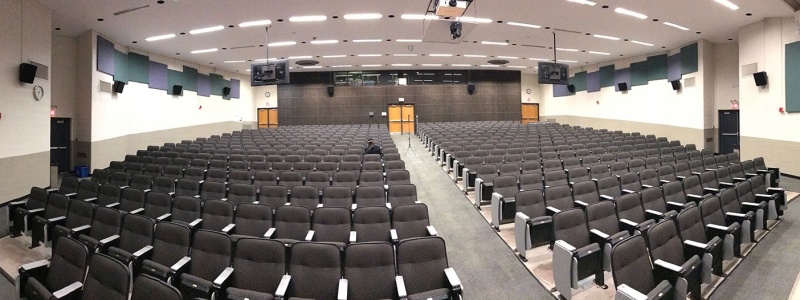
[50,147,67,150]
[721,133,738,136]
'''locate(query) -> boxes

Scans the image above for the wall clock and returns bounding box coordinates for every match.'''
[265,91,271,98]
[526,89,532,95]
[33,85,44,101]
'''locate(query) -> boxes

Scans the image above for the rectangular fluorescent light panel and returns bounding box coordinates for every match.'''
[224,60,245,63]
[557,60,578,63]
[343,13,382,20]
[480,65,500,67]
[614,8,647,19]
[401,14,438,20]
[361,64,382,67]
[357,54,382,57]
[268,41,297,47]
[189,25,224,34]
[288,56,312,59]
[556,48,579,52]
[464,54,487,58]
[497,56,519,59]
[451,64,472,66]
[239,20,271,27]
[663,22,690,31]
[310,40,339,44]
[429,54,453,57]
[567,0,597,6]
[589,51,611,55]
[323,55,347,58]
[191,48,218,54]
[254,58,277,62]
[303,66,323,69]
[332,65,352,68]
[353,39,382,43]
[507,66,527,68]
[593,34,620,41]
[392,64,413,67]
[529,58,550,61]
[145,33,176,41]
[714,0,740,10]
[458,16,492,23]
[631,40,654,46]
[481,41,508,46]
[394,54,418,56]
[422,64,443,66]
[507,22,541,28]
[289,15,327,22]
[396,39,422,42]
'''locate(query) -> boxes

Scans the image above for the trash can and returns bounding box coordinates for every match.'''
[74,166,89,178]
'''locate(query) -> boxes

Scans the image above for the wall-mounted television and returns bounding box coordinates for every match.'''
[251,59,290,86]
[537,62,569,85]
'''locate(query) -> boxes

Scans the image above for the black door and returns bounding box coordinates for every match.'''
[51,118,71,173]
[718,110,739,154]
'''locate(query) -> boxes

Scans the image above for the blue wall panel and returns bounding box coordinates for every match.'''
[553,84,571,97]
[586,71,600,93]
[667,54,682,81]
[197,73,211,97]
[615,68,631,92]
[230,79,241,99]
[97,36,115,75]
[148,61,168,90]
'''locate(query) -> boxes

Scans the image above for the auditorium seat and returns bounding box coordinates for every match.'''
[644,220,703,299]
[544,185,573,216]
[610,235,674,300]
[640,187,677,222]
[82,253,130,300]
[103,213,155,269]
[387,184,418,208]
[395,236,462,300]
[199,181,227,202]
[200,200,235,233]
[139,222,191,281]
[586,201,630,271]
[175,230,234,299]
[284,242,342,300]
[51,199,94,249]
[174,179,201,198]
[343,242,396,300]
[392,203,437,242]
[30,193,70,248]
[225,238,286,300]
[675,206,725,281]
[129,174,152,191]
[615,193,656,235]
[596,176,622,200]
[259,185,288,211]
[519,173,544,192]
[91,169,110,184]
[572,181,602,208]
[225,183,256,205]
[661,181,693,212]
[17,236,88,300]
[10,187,48,237]
[266,205,312,246]
[310,207,354,248]
[514,190,552,262]
[170,196,202,229]
[552,208,605,299]
[143,192,172,221]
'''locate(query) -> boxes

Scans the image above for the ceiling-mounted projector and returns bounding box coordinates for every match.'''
[436,0,468,17]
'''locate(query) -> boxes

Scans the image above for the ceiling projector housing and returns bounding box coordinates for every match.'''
[436,0,468,17]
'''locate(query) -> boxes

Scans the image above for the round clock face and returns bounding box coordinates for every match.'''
[526,89,532,95]
[265,91,271,98]
[33,85,44,101]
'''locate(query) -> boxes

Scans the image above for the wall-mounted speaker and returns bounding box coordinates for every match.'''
[172,85,183,96]
[567,84,576,93]
[753,71,768,87]
[112,81,125,93]
[670,80,681,91]
[617,82,629,91]
[19,63,37,84]
[327,86,335,97]
[222,87,231,96]
[467,83,475,95]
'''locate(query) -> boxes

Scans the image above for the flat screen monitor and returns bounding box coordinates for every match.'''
[537,62,569,85]
[251,60,290,85]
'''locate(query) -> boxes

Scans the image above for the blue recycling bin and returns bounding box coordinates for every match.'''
[74,166,89,178]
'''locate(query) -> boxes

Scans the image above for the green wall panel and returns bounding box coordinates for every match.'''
[182,66,198,91]
[113,51,129,83]
[647,54,668,81]
[167,69,187,92]
[631,61,649,86]
[785,41,800,112]
[681,43,699,75]
[210,73,228,97]
[127,52,149,84]
[572,71,587,92]
[599,65,615,88]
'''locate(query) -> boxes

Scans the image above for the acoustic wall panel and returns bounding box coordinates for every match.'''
[113,51,129,83]
[197,73,211,97]
[785,41,800,112]
[148,61,168,90]
[586,71,600,93]
[667,53,682,81]
[614,68,631,92]
[572,71,587,92]
[182,66,198,91]
[631,61,649,86]
[553,84,571,97]
[681,43,699,75]
[127,52,149,84]
[647,54,668,81]
[167,70,187,94]
[599,65,615,88]
[230,79,241,99]
[97,36,115,75]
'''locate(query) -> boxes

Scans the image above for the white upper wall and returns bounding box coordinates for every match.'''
[0,0,52,159]
[521,73,540,103]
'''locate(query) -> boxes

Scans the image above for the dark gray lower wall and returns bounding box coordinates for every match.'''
[278,70,521,125]
[0,151,49,204]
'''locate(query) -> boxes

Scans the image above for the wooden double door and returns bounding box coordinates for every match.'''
[258,108,279,128]
[388,104,415,134]
[522,103,539,124]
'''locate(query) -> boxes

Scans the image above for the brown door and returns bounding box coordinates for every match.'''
[258,108,269,129]
[267,109,279,128]
[521,103,539,124]
[402,104,415,133]
[388,104,415,133]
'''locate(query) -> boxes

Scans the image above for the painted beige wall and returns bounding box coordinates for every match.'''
[521,73,539,103]
[253,84,279,108]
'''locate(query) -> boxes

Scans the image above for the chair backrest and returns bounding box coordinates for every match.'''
[118,213,155,253]
[386,170,411,186]
[144,192,171,219]
[202,200,235,231]
[290,186,320,212]
[359,171,384,187]
[553,208,591,248]
[44,193,70,220]
[519,173,543,192]
[615,193,646,223]
[96,184,122,206]
[131,274,181,300]
[189,230,233,281]
[596,176,621,198]
[387,184,418,207]
[312,207,352,244]
[200,181,227,201]
[228,183,257,205]
[661,181,687,205]
[698,196,727,227]
[586,201,622,235]
[718,187,742,214]
[231,238,286,294]
[259,185,287,210]
[83,253,130,300]
[640,186,669,213]
[344,242,396,300]
[544,185,573,211]
[25,187,49,211]
[288,242,342,299]
[175,179,200,197]
[493,176,518,199]
[610,235,657,293]
[568,167,590,184]
[92,169,111,184]
[353,206,391,242]
[150,222,191,268]
[332,171,358,192]
[274,205,312,240]
[151,177,174,194]
[321,186,353,209]
[76,180,100,200]
[572,181,600,206]
[129,174,152,191]
[63,198,94,230]
[88,206,123,242]
[47,237,90,294]
[657,165,676,182]
[109,172,129,187]
[676,206,708,244]
[682,175,703,197]
[396,236,449,296]
[306,171,331,191]
[639,169,660,187]
[544,170,568,187]
[645,219,687,266]
[392,203,431,241]
[515,190,547,219]
[234,204,273,238]
[171,196,202,224]
[619,172,641,192]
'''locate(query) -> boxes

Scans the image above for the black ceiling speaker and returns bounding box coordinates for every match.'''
[467,83,475,95]
[670,80,681,91]
[617,82,629,91]
[172,85,183,96]
[222,86,231,96]
[113,81,125,93]
[327,86,335,97]
[567,84,576,93]
[753,71,768,87]
[19,63,37,84]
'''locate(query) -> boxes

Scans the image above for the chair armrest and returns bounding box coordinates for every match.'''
[703,187,719,194]
[684,239,716,252]
[129,208,144,214]
[444,267,462,293]
[9,199,27,206]
[338,278,348,300]
[641,184,654,189]
[264,227,276,238]
[189,218,203,228]
[305,230,315,241]
[222,223,236,234]
[619,218,640,233]
[168,192,175,196]
[621,189,636,194]
[691,172,702,175]
[142,189,151,193]
[546,206,561,215]
[70,225,92,237]
[600,194,615,201]
[213,267,235,288]
[767,187,785,193]
[645,209,664,220]
[718,181,734,188]
[220,198,228,202]
[105,202,120,208]
[349,231,357,243]
[574,200,589,208]
[46,188,59,193]
[52,282,83,299]
[27,208,46,214]
[64,192,77,198]
[170,256,191,273]
[666,201,688,212]
[97,234,120,252]
[156,213,172,222]
[676,175,687,180]
[755,193,777,200]
[575,243,601,259]
[48,216,67,224]
[660,180,671,184]
[686,194,704,203]
[19,259,49,274]
[426,226,438,236]
[275,275,291,299]
[84,197,98,203]
[390,229,398,243]
[590,229,610,240]
[732,177,747,183]
[396,276,408,299]
[132,245,154,259]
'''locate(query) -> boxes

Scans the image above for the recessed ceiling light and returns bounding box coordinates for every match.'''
[480,64,501,67]
[589,51,611,55]
[663,22,690,31]
[506,22,541,29]
[451,64,472,67]
[361,64,382,67]
[288,55,313,59]
[481,41,509,46]
[714,0,739,10]
[322,55,347,58]
[358,54,382,57]
[392,64,413,67]
[429,54,453,57]
[593,34,621,41]
[631,40,654,46]
[189,25,224,34]
[401,14,439,20]
[422,64,443,66]
[239,20,272,27]
[507,66,527,68]
[396,39,422,42]
[458,16,492,23]
[464,54,488,58]
[145,33,176,41]
[557,60,578,63]
[556,48,579,52]
[614,8,648,19]
[528,58,550,61]
[191,48,218,54]
[567,0,597,5]
[310,40,339,44]
[497,56,519,59]
[224,60,245,63]
[254,58,278,62]
[394,54,418,57]
[268,41,297,47]
[343,13,382,20]
[353,39,382,43]
[332,65,352,68]
[289,15,327,22]
[303,66,323,69]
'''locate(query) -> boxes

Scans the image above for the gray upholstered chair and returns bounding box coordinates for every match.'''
[175,230,234,299]
[225,238,287,300]
[266,205,312,246]
[82,253,130,300]
[391,203,437,243]
[611,235,674,300]
[231,203,272,241]
[396,236,462,300]
[645,220,703,299]
[514,190,552,262]
[201,200,235,233]
[353,206,392,243]
[284,242,343,299]
[490,175,520,230]
[310,207,354,248]
[131,274,181,300]
[585,201,630,272]
[290,186,320,212]
[552,208,605,299]
[139,222,191,281]
[17,236,89,300]
[75,206,122,252]
[343,242,396,300]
